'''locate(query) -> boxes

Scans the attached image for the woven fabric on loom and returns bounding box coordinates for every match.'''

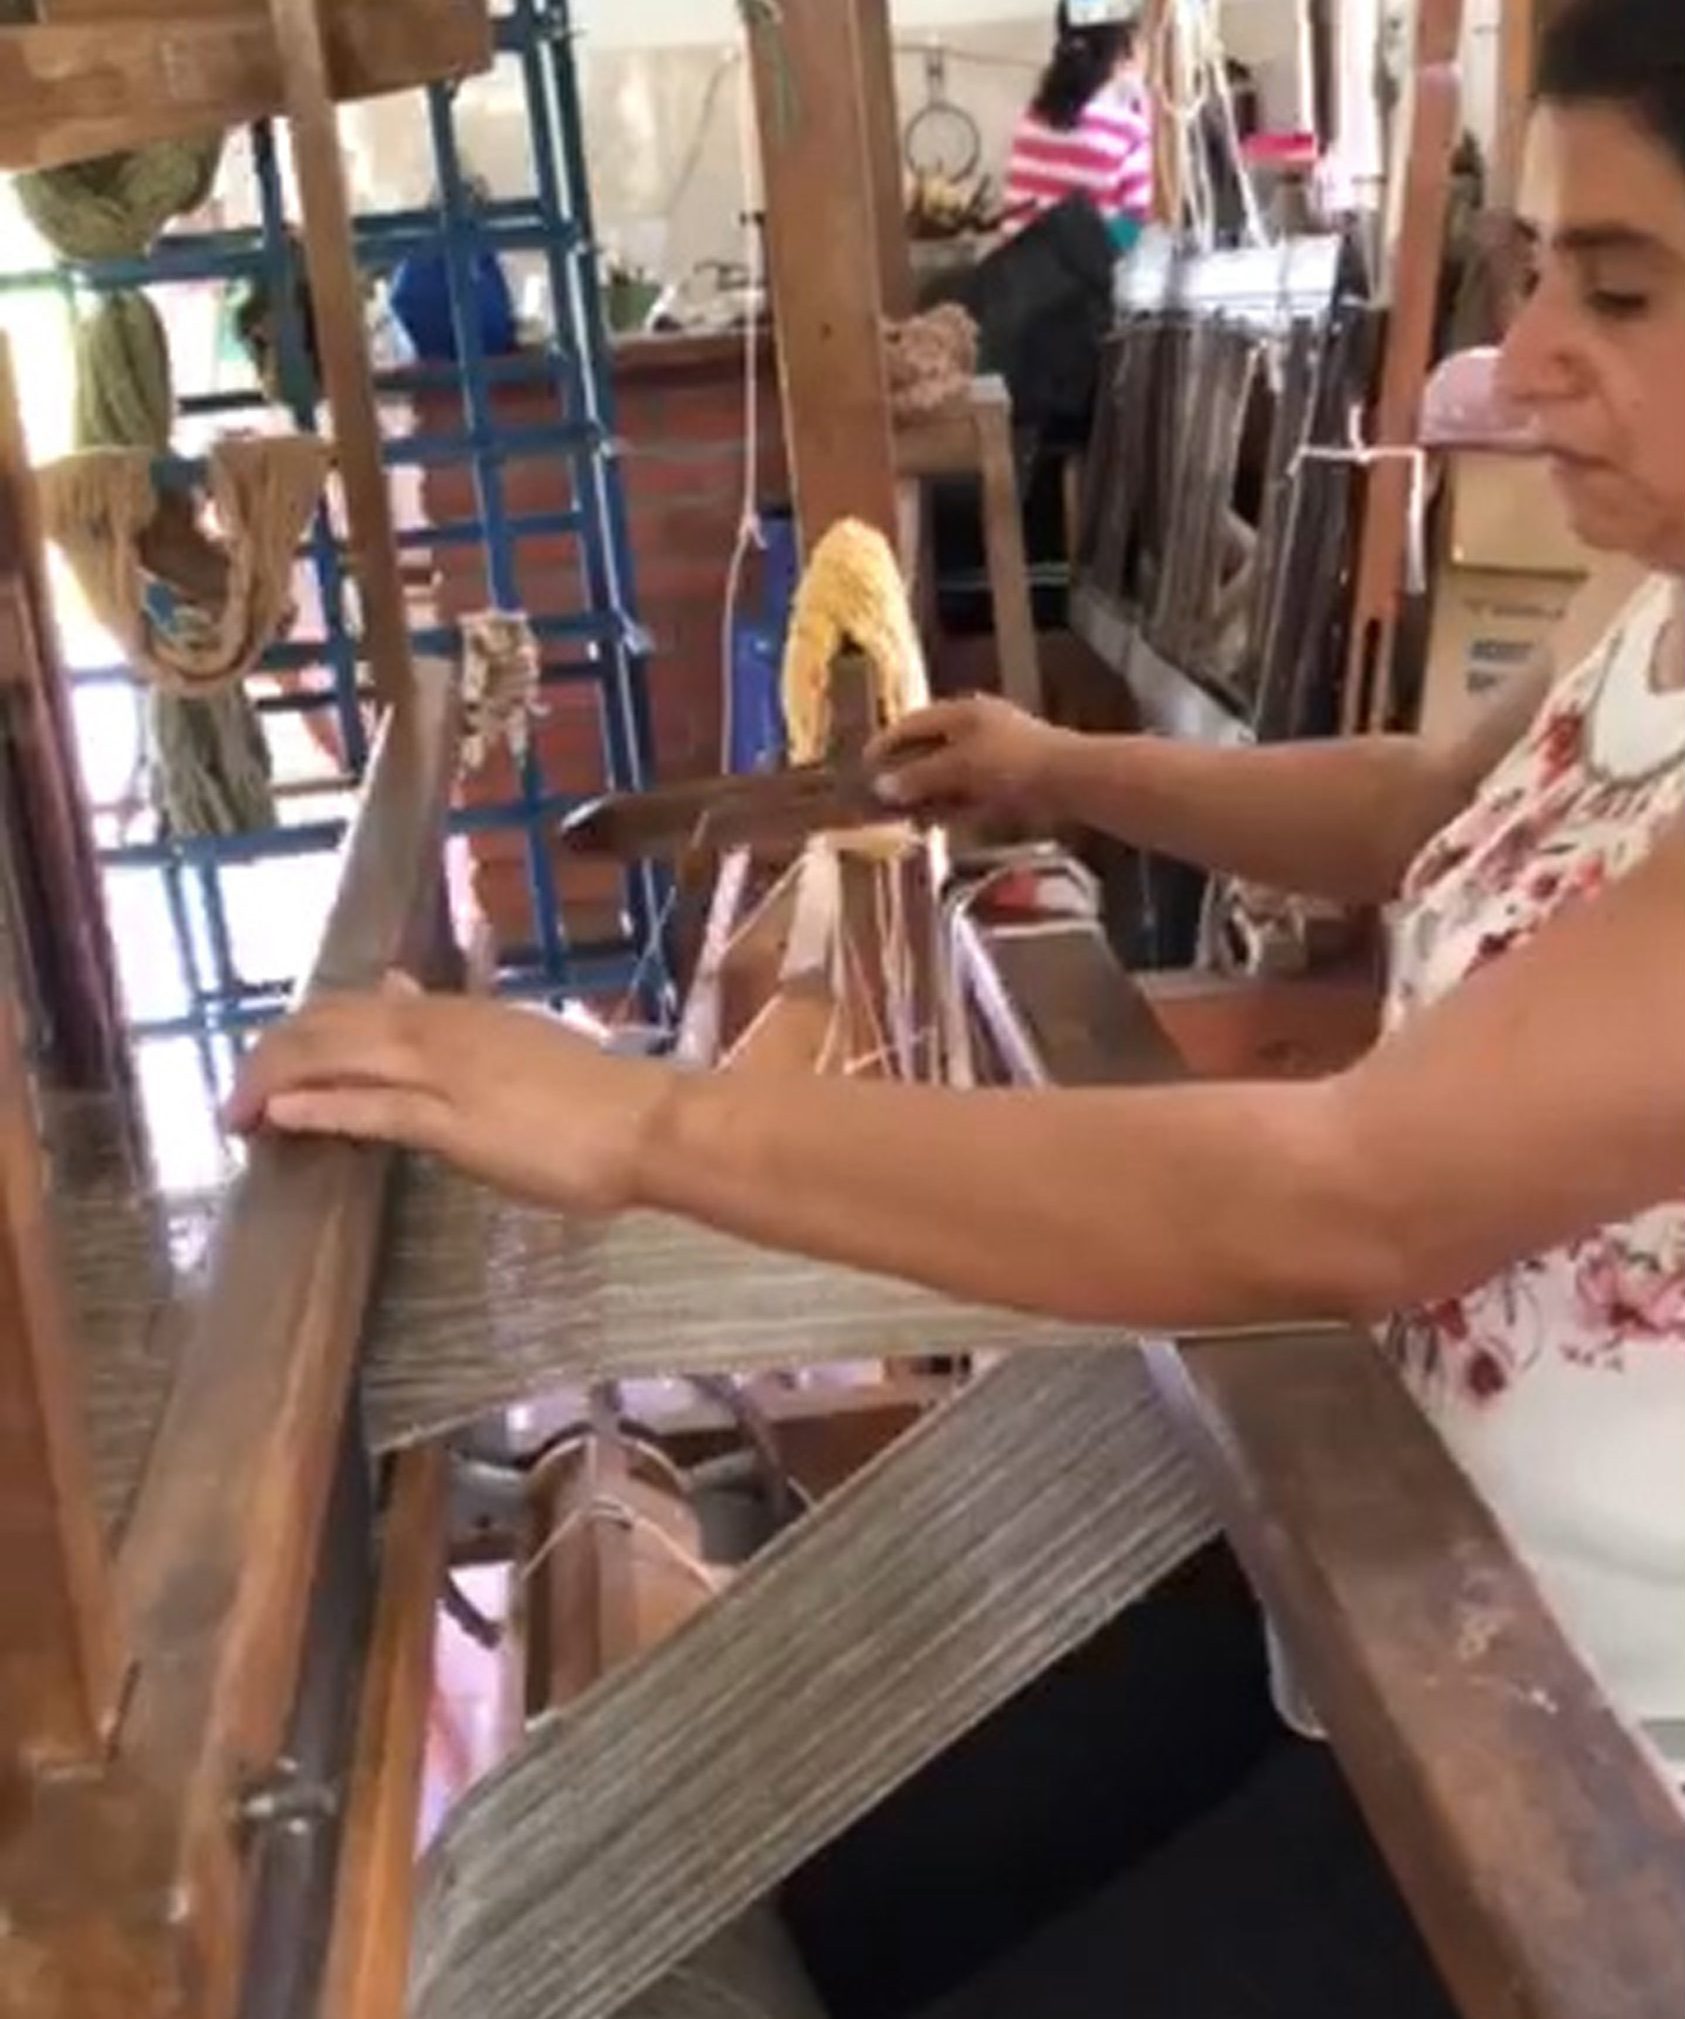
[411,1349,1215,2019]
[44,1093,220,1537]
[49,1096,1131,1513]
[43,1116,1217,2019]
[360,1164,1128,1450]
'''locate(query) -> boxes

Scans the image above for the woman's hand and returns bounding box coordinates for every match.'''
[223,975,673,1215]
[869,695,1075,827]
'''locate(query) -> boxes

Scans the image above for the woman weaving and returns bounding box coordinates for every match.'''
[1001,2,1154,249]
[234,0,1683,2010]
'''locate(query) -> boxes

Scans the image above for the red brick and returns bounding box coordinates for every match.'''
[427,344,789,945]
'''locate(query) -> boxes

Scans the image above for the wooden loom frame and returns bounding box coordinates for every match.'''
[0,4,1682,2019]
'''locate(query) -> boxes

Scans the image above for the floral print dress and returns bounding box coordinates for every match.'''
[1384,572,1685,1777]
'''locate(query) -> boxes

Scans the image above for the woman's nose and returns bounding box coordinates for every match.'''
[1497,286,1576,415]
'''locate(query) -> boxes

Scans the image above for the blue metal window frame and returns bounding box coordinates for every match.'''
[1,0,673,1092]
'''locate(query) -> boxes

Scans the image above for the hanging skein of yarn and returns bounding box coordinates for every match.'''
[15,140,279,838]
[780,518,928,766]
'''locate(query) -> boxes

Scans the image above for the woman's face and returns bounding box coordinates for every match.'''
[1500,102,1685,572]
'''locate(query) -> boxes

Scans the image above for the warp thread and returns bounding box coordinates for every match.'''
[15,140,281,835]
[884,304,979,421]
[409,1350,1214,2019]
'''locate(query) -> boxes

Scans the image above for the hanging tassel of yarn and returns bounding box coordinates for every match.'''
[15,140,279,837]
[780,518,928,766]
[36,438,331,690]
[459,610,545,776]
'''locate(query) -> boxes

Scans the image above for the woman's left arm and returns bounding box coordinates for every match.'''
[229,832,1685,1335]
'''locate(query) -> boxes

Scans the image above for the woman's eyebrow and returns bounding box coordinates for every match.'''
[1549,221,1679,262]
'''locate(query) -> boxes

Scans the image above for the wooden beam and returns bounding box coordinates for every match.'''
[0,993,127,1771]
[0,334,133,1106]
[1144,0,1183,228]
[319,1447,449,2019]
[1138,971,1381,1080]
[557,754,930,865]
[748,0,899,549]
[958,899,1685,2019]
[1340,0,1467,733]
[0,0,492,173]
[896,381,1042,718]
[852,0,914,319]
[267,0,417,714]
[0,663,460,2019]
[1493,0,1537,212]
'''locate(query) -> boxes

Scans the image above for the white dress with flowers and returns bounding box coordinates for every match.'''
[1381,572,1685,1777]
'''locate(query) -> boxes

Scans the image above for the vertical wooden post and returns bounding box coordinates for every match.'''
[0,993,126,1769]
[747,0,899,549]
[1339,0,1467,734]
[1493,0,1538,212]
[267,0,416,714]
[853,0,914,319]
[0,337,135,1111]
[1145,0,1183,230]
[319,1447,449,2019]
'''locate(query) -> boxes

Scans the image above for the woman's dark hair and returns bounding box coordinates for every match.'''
[1536,0,1685,180]
[1032,4,1135,131]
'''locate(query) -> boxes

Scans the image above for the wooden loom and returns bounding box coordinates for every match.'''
[1,5,1684,2019]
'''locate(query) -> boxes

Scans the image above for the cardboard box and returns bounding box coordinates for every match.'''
[1420,566,1583,739]
[1448,452,1597,577]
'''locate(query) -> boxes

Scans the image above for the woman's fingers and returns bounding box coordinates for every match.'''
[866,697,978,769]
[263,1084,455,1152]
[873,744,971,809]
[224,993,436,1136]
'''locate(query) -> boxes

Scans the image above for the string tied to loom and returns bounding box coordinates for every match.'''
[1291,423,1431,597]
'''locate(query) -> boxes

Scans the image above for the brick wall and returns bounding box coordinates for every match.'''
[420,331,787,955]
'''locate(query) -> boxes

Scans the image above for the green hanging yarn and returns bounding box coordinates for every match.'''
[73,294,173,454]
[15,138,276,839]
[14,144,224,264]
[739,0,800,143]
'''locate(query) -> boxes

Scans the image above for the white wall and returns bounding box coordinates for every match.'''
[575,0,1088,45]
[335,1,1344,298]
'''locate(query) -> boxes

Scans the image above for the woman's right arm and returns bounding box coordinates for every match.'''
[875,679,1539,904]
[1043,675,1551,904]
[876,567,1639,905]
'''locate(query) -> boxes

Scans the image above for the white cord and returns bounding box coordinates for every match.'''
[1146,0,1267,251]
[662,50,743,224]
[662,36,1036,240]
[718,46,768,774]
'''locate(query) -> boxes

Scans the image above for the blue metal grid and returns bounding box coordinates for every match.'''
[0,0,672,1086]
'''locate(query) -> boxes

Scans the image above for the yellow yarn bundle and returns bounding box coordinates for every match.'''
[779,517,928,766]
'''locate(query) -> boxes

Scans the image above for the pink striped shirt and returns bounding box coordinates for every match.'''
[1003,81,1154,236]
